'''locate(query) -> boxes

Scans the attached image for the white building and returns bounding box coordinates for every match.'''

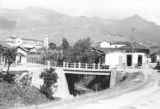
[93,40,149,68]
[15,47,28,65]
[5,35,49,65]
[150,50,160,63]
[6,35,49,49]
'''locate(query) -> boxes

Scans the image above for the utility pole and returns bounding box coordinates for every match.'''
[129,28,136,52]
[130,27,135,42]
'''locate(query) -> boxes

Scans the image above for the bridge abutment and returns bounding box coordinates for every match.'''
[110,70,118,88]
[53,68,73,99]
[52,68,119,99]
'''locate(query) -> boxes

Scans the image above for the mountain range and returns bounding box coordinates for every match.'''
[0,7,160,47]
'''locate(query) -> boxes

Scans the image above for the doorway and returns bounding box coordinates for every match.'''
[138,55,142,66]
[127,55,132,66]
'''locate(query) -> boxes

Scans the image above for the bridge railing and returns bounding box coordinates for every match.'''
[61,62,109,69]
[27,58,110,70]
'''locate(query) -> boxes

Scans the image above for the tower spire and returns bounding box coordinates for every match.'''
[43,35,49,48]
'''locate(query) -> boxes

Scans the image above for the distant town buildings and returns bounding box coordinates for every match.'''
[6,35,49,49]
[5,35,49,65]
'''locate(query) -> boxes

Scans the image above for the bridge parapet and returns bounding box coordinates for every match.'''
[49,61,110,70]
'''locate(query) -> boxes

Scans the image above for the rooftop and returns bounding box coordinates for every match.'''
[93,41,149,53]
[8,36,42,42]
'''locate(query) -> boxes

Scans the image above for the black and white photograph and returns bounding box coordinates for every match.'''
[0,0,160,109]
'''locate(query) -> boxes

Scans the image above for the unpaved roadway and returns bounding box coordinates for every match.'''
[29,69,160,109]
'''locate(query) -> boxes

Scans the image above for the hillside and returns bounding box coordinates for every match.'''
[105,15,160,46]
[0,7,160,46]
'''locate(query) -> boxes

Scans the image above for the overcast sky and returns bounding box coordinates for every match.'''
[1,0,160,24]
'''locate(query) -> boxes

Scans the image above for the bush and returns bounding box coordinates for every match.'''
[2,73,15,83]
[40,68,58,99]
[19,74,32,85]
[0,70,32,85]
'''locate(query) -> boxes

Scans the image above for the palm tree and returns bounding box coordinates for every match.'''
[2,47,17,73]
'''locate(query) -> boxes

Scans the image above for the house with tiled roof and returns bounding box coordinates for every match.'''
[93,40,150,68]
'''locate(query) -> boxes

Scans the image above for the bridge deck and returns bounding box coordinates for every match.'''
[63,68,111,75]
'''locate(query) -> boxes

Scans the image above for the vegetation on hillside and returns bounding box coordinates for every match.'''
[0,71,49,109]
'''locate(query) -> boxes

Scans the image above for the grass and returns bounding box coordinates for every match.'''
[0,70,50,109]
[0,82,50,109]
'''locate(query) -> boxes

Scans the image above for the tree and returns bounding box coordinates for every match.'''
[2,47,17,73]
[61,38,69,49]
[41,48,63,62]
[39,68,58,99]
[60,38,72,62]
[71,37,98,63]
[49,43,56,50]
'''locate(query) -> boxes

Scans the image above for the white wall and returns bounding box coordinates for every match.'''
[156,54,160,62]
[100,41,125,48]
[105,52,123,67]
[100,41,110,48]
[132,53,146,65]
[104,52,147,67]
[21,57,27,64]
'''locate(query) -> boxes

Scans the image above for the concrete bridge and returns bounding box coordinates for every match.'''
[23,60,118,99]
[46,62,118,99]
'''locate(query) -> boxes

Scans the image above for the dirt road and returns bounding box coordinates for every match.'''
[32,69,160,109]
[73,69,160,109]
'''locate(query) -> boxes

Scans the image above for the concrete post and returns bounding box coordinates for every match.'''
[63,62,65,68]
[110,70,117,88]
[78,62,81,68]
[93,63,95,69]
[86,63,88,69]
[66,62,68,68]
[74,63,76,68]
[98,63,100,69]
[47,60,50,69]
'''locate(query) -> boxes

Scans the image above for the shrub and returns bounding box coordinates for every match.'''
[0,70,32,85]
[19,74,32,85]
[40,68,58,99]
